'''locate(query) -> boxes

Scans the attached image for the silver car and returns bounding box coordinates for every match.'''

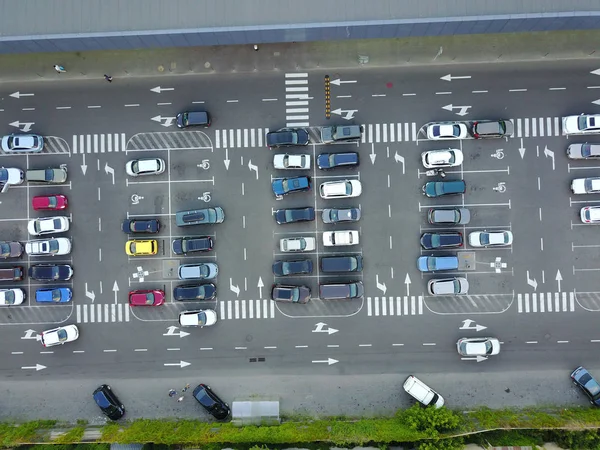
[178,263,218,280]
[1,134,44,153]
[427,277,469,295]
[567,143,600,159]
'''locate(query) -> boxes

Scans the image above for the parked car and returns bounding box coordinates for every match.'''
[273,154,311,170]
[0,241,23,259]
[26,167,67,184]
[426,123,469,140]
[320,255,363,273]
[417,255,459,272]
[271,284,311,303]
[279,236,316,252]
[420,232,463,250]
[266,128,309,148]
[274,207,315,224]
[35,287,72,303]
[1,134,44,152]
[272,259,313,276]
[320,124,363,143]
[178,263,219,280]
[468,230,513,247]
[29,264,73,281]
[567,143,600,159]
[121,218,160,233]
[178,309,218,327]
[571,366,600,406]
[0,288,25,306]
[0,167,24,193]
[32,194,68,210]
[26,238,71,256]
[272,176,311,196]
[27,216,69,236]
[421,149,463,168]
[317,152,359,170]
[572,177,600,195]
[322,207,361,223]
[456,337,501,357]
[173,283,216,301]
[0,266,24,282]
[319,179,362,199]
[193,384,230,420]
[322,230,359,247]
[403,375,444,408]
[471,120,514,139]
[92,384,125,420]
[172,236,213,255]
[427,277,469,295]
[427,207,470,225]
[319,281,364,299]
[176,111,210,128]
[128,289,165,306]
[423,180,466,197]
[581,206,600,224]
[125,239,157,256]
[175,207,225,226]
[562,114,600,135]
[125,158,165,176]
[40,324,79,347]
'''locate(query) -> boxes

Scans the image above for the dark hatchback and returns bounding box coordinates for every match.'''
[274,207,315,224]
[317,152,359,170]
[420,232,463,250]
[571,366,600,406]
[28,264,73,281]
[266,128,309,148]
[121,218,160,234]
[271,176,311,196]
[272,259,313,276]
[173,283,216,301]
[172,237,213,255]
[423,180,466,198]
[271,284,311,303]
[193,384,230,420]
[92,384,125,420]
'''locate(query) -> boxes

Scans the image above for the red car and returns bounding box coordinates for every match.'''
[128,289,165,306]
[32,194,68,211]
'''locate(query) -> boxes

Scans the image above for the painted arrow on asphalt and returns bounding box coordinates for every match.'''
[404,273,411,296]
[331,108,358,120]
[544,146,555,171]
[230,278,240,297]
[21,329,38,340]
[518,138,526,159]
[164,361,191,368]
[330,79,357,86]
[163,326,190,338]
[460,356,487,363]
[85,282,96,302]
[9,91,34,99]
[22,364,46,371]
[150,86,175,93]
[441,74,472,81]
[459,319,487,332]
[376,274,387,294]
[313,322,339,335]
[369,145,376,164]
[224,148,230,170]
[394,152,405,174]
[257,277,264,298]
[527,270,538,291]
[113,281,119,303]
[442,104,471,116]
[9,120,35,132]
[104,162,115,185]
[591,69,600,76]
[556,270,562,292]
[150,115,176,127]
[81,154,88,175]
[592,99,600,106]
[312,358,339,365]
[248,160,259,179]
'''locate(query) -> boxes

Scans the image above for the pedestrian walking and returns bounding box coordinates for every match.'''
[177,396,185,402]
[168,389,177,398]
[104,74,113,83]
[182,384,190,393]
[53,65,66,73]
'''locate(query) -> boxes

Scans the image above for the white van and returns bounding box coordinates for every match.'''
[403,375,444,408]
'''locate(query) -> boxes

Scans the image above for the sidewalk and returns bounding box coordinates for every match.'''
[1,30,599,83]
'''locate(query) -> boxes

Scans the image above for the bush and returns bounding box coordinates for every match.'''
[400,405,462,437]
[416,436,464,450]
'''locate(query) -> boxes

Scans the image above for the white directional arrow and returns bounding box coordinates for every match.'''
[257,277,264,298]
[9,120,35,132]
[150,115,176,127]
[21,329,38,340]
[312,358,338,365]
[375,274,387,294]
[164,361,191,368]
[230,278,240,297]
[224,148,230,170]
[248,160,259,180]
[331,108,358,121]
[442,104,471,116]
[104,162,115,185]
[441,74,472,82]
[592,99,600,106]
[9,91,35,99]
[544,146,555,171]
[591,69,600,76]
[459,319,487,332]
[81,154,88,175]
[22,364,46,371]
[112,281,119,304]
[369,145,376,164]
[404,273,411,296]
[150,86,175,93]
[85,282,96,302]
[394,152,405,174]
[313,322,339,335]
[163,326,190,338]
[330,79,357,86]
[518,138,526,159]
[556,270,563,292]
[527,270,538,291]
[461,355,488,362]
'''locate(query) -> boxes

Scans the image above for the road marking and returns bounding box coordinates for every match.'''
[549,87,566,90]
[472,90,488,93]
[509,88,527,92]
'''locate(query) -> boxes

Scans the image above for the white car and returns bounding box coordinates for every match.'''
[40,325,79,347]
[25,238,72,256]
[403,375,444,408]
[319,180,362,199]
[562,114,600,135]
[1,134,44,153]
[125,158,166,176]
[567,143,600,159]
[426,123,469,140]
[421,149,463,168]
[581,206,600,223]
[279,237,316,252]
[27,216,70,236]
[0,288,25,306]
[178,309,218,327]
[456,337,500,357]
[273,154,311,170]
[322,230,359,247]
[468,230,513,247]
[572,177,600,195]
[0,167,24,193]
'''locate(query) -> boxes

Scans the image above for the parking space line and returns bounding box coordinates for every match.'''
[127,178,214,185]
[419,202,510,210]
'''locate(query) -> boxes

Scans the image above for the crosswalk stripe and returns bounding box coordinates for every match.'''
[375,123,381,142]
[256,299,261,319]
[220,301,226,318]
[570,292,575,311]
[366,296,424,316]
[524,118,530,137]
[518,294,522,313]
[388,296,394,315]
[389,123,395,142]
[518,292,576,313]
[367,297,372,315]
[516,118,522,138]
[539,117,544,137]
[74,304,131,323]
[285,73,308,78]
[554,117,560,136]
[234,300,239,319]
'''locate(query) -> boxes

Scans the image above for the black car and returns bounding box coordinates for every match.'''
[121,218,160,234]
[28,264,73,281]
[173,283,216,301]
[274,207,315,224]
[172,237,213,255]
[271,284,311,303]
[317,152,359,170]
[266,128,309,148]
[193,384,230,420]
[420,232,463,250]
[571,366,600,406]
[272,259,313,276]
[92,384,125,420]
[472,120,514,139]
[320,255,363,273]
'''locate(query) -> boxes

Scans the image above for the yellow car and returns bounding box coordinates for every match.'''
[125,240,158,256]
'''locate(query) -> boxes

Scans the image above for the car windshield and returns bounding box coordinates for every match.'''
[51,267,59,278]
[52,290,61,302]
[181,240,188,252]
[427,258,437,270]
[284,210,295,221]
[344,182,352,195]
[48,240,59,253]
[348,284,357,297]
[4,291,14,302]
[145,293,155,305]
[197,312,207,325]
[47,197,57,208]
[579,116,590,130]
[45,169,53,180]
[0,243,9,255]
[0,169,7,181]
[431,235,441,247]
[480,234,490,245]
[57,329,67,341]
[195,389,215,407]
[290,289,300,302]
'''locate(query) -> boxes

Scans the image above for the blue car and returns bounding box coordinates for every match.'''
[571,366,600,406]
[417,255,459,272]
[272,176,310,196]
[35,287,72,303]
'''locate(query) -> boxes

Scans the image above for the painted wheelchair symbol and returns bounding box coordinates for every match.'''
[198,192,211,202]
[490,149,504,160]
[493,182,506,193]
[131,194,144,205]
[197,159,210,170]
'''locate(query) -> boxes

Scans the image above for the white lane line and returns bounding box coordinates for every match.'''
[200,347,213,350]
[549,87,566,91]
[226,100,239,103]
[392,343,404,346]
[509,89,527,92]
[285,73,308,78]
[262,98,277,102]
[295,345,308,348]
[358,344,372,347]
[435,92,451,95]
[134,349,148,352]
[402,93,416,96]
[422,343,436,346]
[472,90,488,93]
[526,341,538,344]
[234,347,247,350]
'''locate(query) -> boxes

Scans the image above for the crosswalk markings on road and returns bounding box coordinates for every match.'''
[517,292,575,313]
[76,303,130,323]
[214,128,269,149]
[367,296,424,316]
[362,123,419,143]
[514,117,561,138]
[285,73,309,127]
[72,133,127,154]
[219,299,276,320]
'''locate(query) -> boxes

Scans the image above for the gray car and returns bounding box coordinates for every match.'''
[0,241,23,259]
[1,134,44,153]
[567,143,600,159]
[178,263,218,280]
[26,168,68,184]
[427,207,470,225]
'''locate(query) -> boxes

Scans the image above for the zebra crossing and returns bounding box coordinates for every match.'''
[214,128,269,149]
[513,117,561,138]
[367,296,425,317]
[219,299,276,320]
[72,133,127,154]
[285,73,309,127]
[76,303,130,323]
[517,292,576,313]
